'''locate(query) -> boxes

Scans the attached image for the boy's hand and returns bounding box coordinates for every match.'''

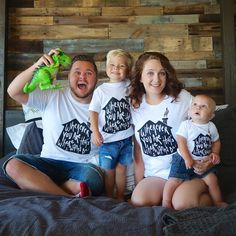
[92,131,103,146]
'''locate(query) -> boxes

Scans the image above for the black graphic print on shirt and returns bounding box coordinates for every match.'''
[138,120,177,157]
[56,119,91,154]
[192,134,211,157]
[102,97,131,134]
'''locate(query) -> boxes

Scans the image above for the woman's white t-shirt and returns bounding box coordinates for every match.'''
[131,89,192,179]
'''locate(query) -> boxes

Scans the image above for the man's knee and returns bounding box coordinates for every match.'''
[4,158,21,178]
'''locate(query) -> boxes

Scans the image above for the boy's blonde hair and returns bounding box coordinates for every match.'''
[106,49,133,71]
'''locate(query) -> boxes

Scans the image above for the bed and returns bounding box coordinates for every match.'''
[1,105,236,236]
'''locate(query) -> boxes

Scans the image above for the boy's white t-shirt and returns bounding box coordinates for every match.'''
[131,89,192,179]
[89,80,133,143]
[176,120,219,160]
[26,87,98,163]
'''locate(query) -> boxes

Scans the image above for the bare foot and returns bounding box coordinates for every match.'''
[215,201,228,207]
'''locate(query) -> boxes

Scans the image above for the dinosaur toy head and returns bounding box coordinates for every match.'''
[52,49,72,69]
[23,49,72,93]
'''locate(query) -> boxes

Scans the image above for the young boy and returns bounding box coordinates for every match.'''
[162,94,227,208]
[89,49,133,200]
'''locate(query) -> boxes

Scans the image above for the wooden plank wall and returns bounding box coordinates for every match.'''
[6,0,223,109]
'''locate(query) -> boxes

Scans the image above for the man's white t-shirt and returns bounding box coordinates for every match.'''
[131,89,192,179]
[176,120,219,160]
[89,80,133,143]
[26,87,98,163]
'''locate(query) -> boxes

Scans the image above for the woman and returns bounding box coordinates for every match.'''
[129,52,213,209]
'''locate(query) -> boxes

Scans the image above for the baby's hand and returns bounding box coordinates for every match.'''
[92,131,103,147]
[185,158,194,169]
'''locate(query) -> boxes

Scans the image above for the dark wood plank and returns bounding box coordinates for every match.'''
[43,39,144,53]
[8,0,34,8]
[0,0,6,156]
[220,0,236,104]
[7,39,43,53]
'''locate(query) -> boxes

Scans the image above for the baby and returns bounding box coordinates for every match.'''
[163,94,227,208]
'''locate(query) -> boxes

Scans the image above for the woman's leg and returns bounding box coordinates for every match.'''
[131,176,166,207]
[172,178,213,210]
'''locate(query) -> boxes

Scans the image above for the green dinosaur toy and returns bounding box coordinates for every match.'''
[23,49,72,93]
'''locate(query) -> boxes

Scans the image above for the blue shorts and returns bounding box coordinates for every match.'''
[3,154,104,196]
[99,136,133,170]
[169,152,218,180]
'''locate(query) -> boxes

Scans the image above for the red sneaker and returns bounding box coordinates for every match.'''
[79,182,90,197]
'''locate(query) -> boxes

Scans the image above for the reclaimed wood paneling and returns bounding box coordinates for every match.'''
[6,0,225,110]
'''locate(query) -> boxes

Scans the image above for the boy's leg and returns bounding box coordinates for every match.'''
[162,178,183,208]
[104,169,115,198]
[115,163,126,200]
[203,173,227,207]
[118,137,133,201]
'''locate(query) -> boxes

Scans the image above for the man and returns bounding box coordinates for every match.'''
[4,48,104,197]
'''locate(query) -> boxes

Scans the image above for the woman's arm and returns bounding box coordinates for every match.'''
[7,49,57,105]
[133,137,144,184]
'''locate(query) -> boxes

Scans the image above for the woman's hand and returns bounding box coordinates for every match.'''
[193,156,213,175]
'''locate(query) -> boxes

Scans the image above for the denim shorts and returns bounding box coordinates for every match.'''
[3,154,104,196]
[99,136,133,170]
[169,152,218,180]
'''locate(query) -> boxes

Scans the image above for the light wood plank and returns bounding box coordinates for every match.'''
[9,16,53,25]
[130,15,199,24]
[145,37,212,52]
[171,60,207,69]
[164,4,205,14]
[10,25,108,40]
[109,24,188,38]
[102,7,163,16]
[9,7,101,16]
[34,0,104,7]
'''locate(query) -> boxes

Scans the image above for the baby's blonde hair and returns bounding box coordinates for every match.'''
[106,49,133,71]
